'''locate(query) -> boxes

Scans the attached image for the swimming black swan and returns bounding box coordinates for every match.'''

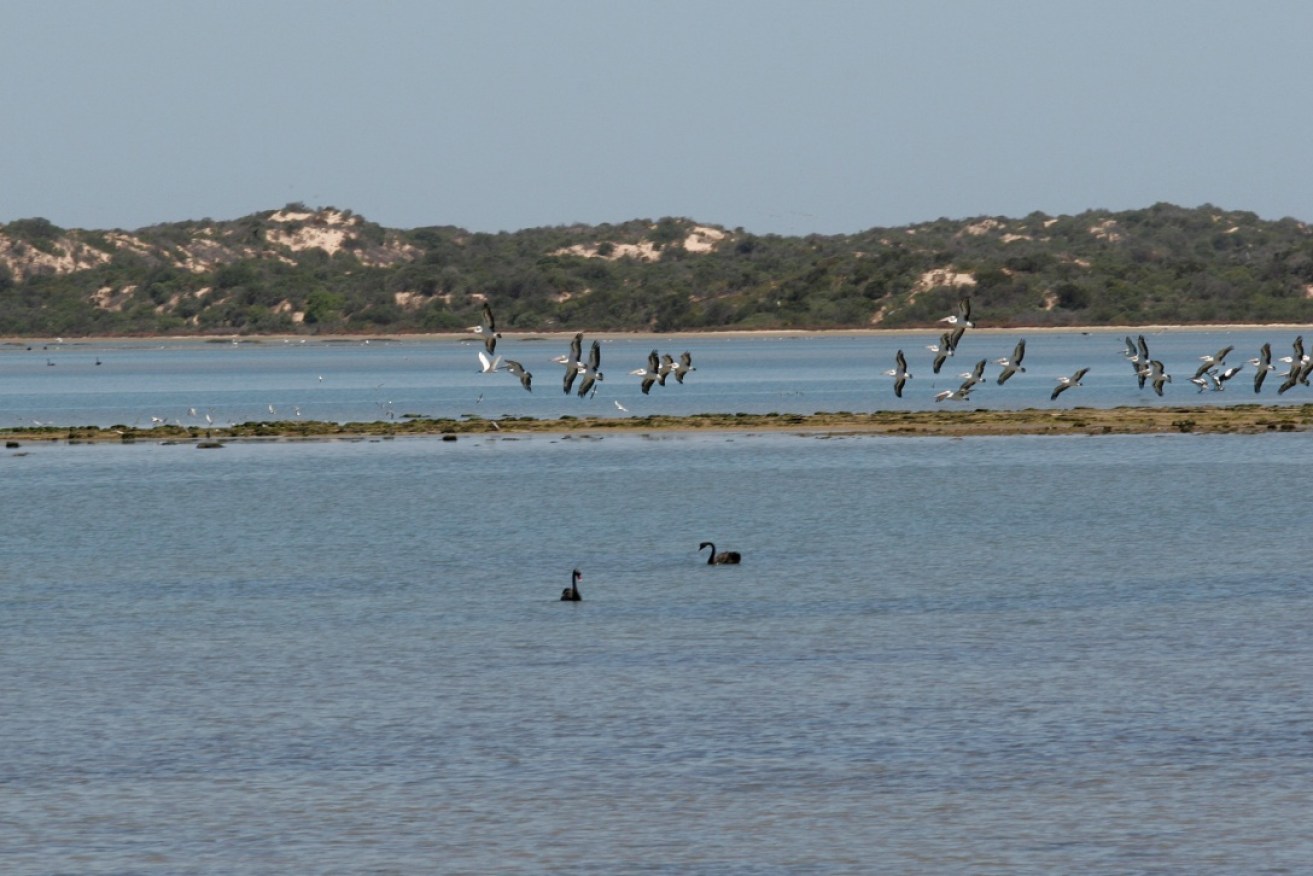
[560,568,582,601]
[700,542,741,565]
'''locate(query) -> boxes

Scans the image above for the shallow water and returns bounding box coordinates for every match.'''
[2,327,1310,428]
[3,432,1311,873]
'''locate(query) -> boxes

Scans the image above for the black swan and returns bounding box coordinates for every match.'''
[700,542,741,565]
[560,568,582,601]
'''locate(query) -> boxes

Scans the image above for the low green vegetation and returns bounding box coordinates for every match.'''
[3,202,1313,336]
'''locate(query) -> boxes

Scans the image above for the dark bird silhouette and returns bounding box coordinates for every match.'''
[559,333,584,394]
[560,568,582,601]
[700,541,741,565]
[1149,360,1171,397]
[1251,343,1274,393]
[672,351,696,384]
[631,349,663,394]
[1194,345,1234,379]
[940,297,974,328]
[996,338,1026,385]
[1051,367,1090,400]
[473,301,501,355]
[885,349,912,397]
[504,359,532,391]
[577,340,604,397]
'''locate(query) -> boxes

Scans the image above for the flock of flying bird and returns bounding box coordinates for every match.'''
[470,296,1313,408]
[887,297,1313,402]
[469,302,695,401]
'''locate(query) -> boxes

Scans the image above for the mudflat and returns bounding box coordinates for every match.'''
[4,404,1313,445]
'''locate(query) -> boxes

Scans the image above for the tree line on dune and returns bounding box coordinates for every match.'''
[3,202,1313,337]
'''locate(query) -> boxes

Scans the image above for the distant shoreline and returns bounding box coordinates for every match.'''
[3,323,1311,347]
[5,404,1313,445]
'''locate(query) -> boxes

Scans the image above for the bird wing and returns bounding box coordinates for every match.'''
[563,362,579,394]
[587,340,601,370]
[895,349,907,372]
[569,333,583,364]
[648,349,660,373]
[1013,338,1025,364]
[680,351,692,367]
[948,326,966,352]
[1071,367,1090,383]
[1138,335,1150,362]
[481,302,496,334]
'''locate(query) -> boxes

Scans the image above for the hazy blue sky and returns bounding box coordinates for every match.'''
[4,0,1311,234]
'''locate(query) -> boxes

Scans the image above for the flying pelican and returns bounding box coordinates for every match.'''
[1194,345,1234,379]
[658,353,677,385]
[1051,367,1090,400]
[995,338,1026,385]
[929,330,956,374]
[934,383,975,403]
[560,333,584,394]
[614,400,629,412]
[1278,335,1306,377]
[469,301,501,355]
[1149,360,1171,397]
[939,297,974,328]
[885,349,912,398]
[1215,363,1244,387]
[699,542,741,565]
[504,359,532,391]
[1250,343,1275,393]
[560,568,582,602]
[672,351,696,384]
[630,350,663,394]
[576,340,603,397]
[956,358,987,391]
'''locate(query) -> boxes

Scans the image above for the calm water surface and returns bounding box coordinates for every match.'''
[3,327,1312,427]
[2,431,1311,873]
